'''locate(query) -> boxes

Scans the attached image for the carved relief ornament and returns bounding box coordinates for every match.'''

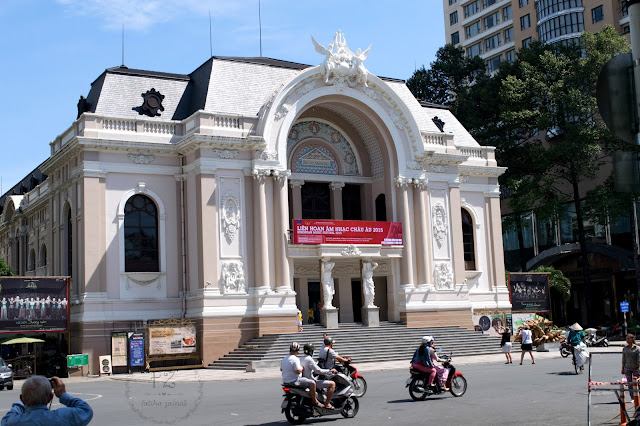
[221,192,241,244]
[432,203,448,247]
[128,154,155,164]
[434,262,454,290]
[220,261,246,294]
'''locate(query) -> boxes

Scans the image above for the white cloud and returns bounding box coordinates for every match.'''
[56,0,254,32]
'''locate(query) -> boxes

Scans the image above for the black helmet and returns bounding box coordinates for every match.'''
[290,342,300,353]
[303,343,315,355]
[324,337,334,346]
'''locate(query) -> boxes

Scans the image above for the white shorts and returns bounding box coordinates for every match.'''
[502,342,512,353]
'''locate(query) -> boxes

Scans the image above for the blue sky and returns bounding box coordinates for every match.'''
[0,0,444,190]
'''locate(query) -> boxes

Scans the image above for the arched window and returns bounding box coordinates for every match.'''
[39,244,47,267]
[462,208,476,270]
[28,249,36,271]
[124,195,159,272]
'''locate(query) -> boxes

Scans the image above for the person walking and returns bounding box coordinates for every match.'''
[499,326,513,364]
[519,325,535,365]
[296,310,303,332]
[622,333,640,398]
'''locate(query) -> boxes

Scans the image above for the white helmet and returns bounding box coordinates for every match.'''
[421,335,433,344]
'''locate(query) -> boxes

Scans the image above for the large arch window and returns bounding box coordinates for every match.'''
[462,208,477,270]
[124,195,159,272]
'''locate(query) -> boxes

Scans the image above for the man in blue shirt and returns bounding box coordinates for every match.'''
[2,375,93,425]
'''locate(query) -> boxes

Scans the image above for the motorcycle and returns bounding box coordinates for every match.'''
[560,340,573,358]
[406,353,467,400]
[336,358,367,397]
[281,371,359,424]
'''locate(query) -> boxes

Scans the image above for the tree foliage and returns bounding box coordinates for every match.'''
[0,259,13,277]
[530,266,571,302]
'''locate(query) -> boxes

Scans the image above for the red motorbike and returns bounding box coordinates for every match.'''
[405,354,467,400]
[336,358,367,397]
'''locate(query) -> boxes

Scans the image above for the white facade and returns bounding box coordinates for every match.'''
[0,32,510,368]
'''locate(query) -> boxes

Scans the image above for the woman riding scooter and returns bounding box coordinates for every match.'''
[411,336,437,391]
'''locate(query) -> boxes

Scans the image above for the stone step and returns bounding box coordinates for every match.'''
[208,322,503,370]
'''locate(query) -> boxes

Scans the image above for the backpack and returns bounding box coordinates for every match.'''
[318,349,330,369]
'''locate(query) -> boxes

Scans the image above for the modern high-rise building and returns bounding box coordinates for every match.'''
[443,0,629,72]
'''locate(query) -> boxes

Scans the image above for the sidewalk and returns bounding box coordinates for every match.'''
[101,344,622,384]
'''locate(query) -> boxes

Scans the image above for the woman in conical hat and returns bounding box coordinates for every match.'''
[570,323,583,331]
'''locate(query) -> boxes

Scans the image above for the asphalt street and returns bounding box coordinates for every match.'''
[0,350,630,425]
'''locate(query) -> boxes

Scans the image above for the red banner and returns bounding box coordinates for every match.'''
[292,219,403,245]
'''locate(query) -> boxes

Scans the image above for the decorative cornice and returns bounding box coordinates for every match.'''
[127,154,155,164]
[212,149,239,159]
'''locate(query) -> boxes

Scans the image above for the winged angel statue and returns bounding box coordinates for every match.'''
[311,30,371,87]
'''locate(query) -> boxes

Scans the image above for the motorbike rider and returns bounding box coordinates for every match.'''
[299,343,338,410]
[428,336,450,391]
[567,323,585,351]
[318,337,350,373]
[281,342,324,408]
[411,336,437,391]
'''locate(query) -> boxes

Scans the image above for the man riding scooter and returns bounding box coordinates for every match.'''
[318,337,350,373]
[281,342,324,408]
[299,343,338,410]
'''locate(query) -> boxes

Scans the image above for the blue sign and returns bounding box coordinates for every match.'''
[621,302,630,313]
[129,333,145,367]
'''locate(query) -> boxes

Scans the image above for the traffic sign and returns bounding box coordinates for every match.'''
[621,302,630,313]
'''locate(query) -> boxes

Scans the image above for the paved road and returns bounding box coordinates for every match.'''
[0,350,629,425]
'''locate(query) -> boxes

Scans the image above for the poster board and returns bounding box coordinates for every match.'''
[292,219,403,245]
[145,318,200,372]
[472,314,505,336]
[111,332,128,367]
[129,332,145,368]
[99,355,112,375]
[148,324,196,355]
[0,277,69,333]
[508,273,551,313]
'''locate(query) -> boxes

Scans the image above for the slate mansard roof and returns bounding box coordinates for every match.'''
[84,56,409,121]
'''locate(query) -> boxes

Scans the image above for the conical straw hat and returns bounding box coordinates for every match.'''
[569,323,583,331]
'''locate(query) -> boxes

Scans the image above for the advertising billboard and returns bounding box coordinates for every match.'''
[508,273,551,313]
[292,219,403,245]
[0,277,68,333]
[148,324,197,356]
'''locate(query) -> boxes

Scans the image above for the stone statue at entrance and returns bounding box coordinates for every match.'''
[321,259,336,308]
[362,260,378,308]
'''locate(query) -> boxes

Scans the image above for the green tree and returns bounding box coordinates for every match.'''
[0,259,13,276]
[406,44,485,106]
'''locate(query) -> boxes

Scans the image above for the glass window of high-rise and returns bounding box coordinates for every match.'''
[522,37,532,48]
[464,1,480,18]
[503,5,512,21]
[519,0,529,7]
[449,0,457,5]
[487,55,502,72]
[466,21,482,39]
[451,31,460,44]
[485,33,502,51]
[504,27,514,42]
[450,10,458,25]
[622,1,629,17]
[538,12,584,43]
[537,0,583,20]
[467,42,482,58]
[484,11,500,29]
[521,14,531,30]
[623,25,630,34]
[591,5,604,23]
[506,49,516,63]
[483,0,498,7]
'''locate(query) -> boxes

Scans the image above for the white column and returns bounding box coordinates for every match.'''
[395,177,415,287]
[290,180,304,220]
[252,169,270,289]
[274,170,292,292]
[412,178,429,287]
[330,182,345,220]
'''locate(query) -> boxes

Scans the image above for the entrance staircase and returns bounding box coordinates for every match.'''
[207,322,503,371]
